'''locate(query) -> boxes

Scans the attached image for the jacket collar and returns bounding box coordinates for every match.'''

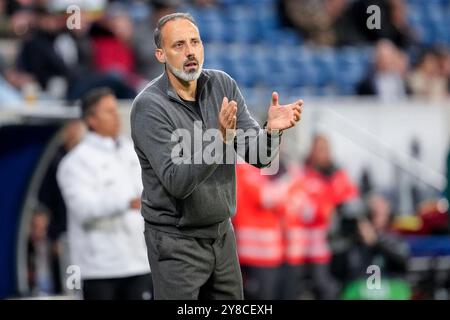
[85,131,120,151]
[158,69,210,101]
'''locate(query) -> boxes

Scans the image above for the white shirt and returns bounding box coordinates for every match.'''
[375,72,407,101]
[57,132,150,280]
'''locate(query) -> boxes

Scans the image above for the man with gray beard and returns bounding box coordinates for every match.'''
[130,12,303,300]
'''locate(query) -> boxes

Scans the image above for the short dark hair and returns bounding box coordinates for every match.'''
[80,87,114,119]
[154,12,197,49]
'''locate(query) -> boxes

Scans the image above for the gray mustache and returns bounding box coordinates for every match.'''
[184,59,198,66]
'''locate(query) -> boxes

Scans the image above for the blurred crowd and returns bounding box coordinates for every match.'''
[279,0,450,101]
[279,0,414,48]
[234,135,413,300]
[27,109,450,299]
[0,0,449,106]
[0,0,183,105]
[1,0,449,299]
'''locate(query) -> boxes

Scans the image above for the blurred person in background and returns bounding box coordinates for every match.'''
[15,5,66,93]
[0,12,40,104]
[60,0,139,101]
[233,162,285,300]
[0,0,9,36]
[279,0,349,46]
[414,199,449,236]
[15,3,136,101]
[0,62,22,105]
[2,0,38,38]
[437,48,450,92]
[337,192,411,299]
[27,207,54,296]
[133,0,180,81]
[337,0,415,48]
[89,2,144,91]
[407,48,449,101]
[38,120,86,294]
[2,66,38,102]
[357,39,410,100]
[190,0,216,7]
[57,88,152,300]
[50,4,95,100]
[0,53,37,106]
[282,134,359,299]
[444,145,450,225]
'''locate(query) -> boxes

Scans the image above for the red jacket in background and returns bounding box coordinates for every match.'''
[283,164,359,265]
[233,164,285,267]
[92,37,135,75]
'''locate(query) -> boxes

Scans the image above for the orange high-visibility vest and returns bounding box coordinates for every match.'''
[233,163,284,267]
[282,165,358,265]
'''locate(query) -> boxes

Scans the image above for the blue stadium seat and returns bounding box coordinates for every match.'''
[260,29,300,46]
[290,86,316,98]
[254,3,281,34]
[216,0,240,5]
[185,0,449,96]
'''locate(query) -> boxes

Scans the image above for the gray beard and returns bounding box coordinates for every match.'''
[166,61,203,82]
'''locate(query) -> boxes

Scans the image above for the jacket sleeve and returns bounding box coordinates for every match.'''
[131,94,223,200]
[375,233,410,270]
[231,78,281,168]
[331,170,359,205]
[57,156,130,226]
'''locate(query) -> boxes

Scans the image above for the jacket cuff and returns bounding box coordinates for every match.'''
[263,121,283,137]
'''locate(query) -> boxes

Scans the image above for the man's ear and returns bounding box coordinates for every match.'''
[155,48,165,64]
[85,114,96,131]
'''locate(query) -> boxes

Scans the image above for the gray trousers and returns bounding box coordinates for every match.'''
[144,223,244,300]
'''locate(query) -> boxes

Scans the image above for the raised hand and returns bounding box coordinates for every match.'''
[218,97,237,144]
[266,92,303,133]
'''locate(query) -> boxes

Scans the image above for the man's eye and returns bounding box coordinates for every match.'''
[175,43,183,48]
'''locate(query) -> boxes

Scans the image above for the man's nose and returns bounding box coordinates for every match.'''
[185,43,195,57]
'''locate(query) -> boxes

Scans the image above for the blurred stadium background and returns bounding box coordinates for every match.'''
[1,0,450,300]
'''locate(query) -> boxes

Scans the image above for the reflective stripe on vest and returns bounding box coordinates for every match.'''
[235,227,283,265]
[284,226,330,262]
[236,228,281,243]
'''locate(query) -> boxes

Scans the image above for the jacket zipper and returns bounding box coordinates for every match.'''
[168,95,207,130]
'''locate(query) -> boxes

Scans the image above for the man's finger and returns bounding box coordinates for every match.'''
[227,102,237,117]
[220,97,229,116]
[221,98,233,120]
[228,100,237,109]
[289,99,303,108]
[228,116,237,131]
[227,107,237,127]
[292,103,302,113]
[227,101,237,114]
[221,97,229,109]
[224,103,236,120]
[271,91,279,106]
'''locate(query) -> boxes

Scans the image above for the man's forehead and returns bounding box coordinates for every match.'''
[98,95,117,108]
[161,19,200,43]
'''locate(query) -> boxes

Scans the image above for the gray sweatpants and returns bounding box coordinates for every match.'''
[144,222,244,300]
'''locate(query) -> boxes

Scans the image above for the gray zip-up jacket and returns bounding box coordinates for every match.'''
[130,69,280,238]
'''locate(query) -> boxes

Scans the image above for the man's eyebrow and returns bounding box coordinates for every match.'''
[172,39,186,45]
